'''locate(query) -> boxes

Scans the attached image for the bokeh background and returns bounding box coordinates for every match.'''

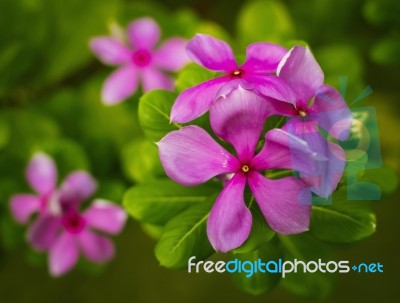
[0,0,399,302]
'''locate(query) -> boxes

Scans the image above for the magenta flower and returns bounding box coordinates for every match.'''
[276,46,352,197]
[90,17,190,105]
[170,34,298,123]
[158,87,325,252]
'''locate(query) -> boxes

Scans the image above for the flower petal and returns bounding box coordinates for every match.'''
[277,46,324,102]
[284,119,346,198]
[49,232,79,277]
[250,128,327,176]
[26,152,57,196]
[83,200,127,234]
[210,86,270,162]
[157,125,240,186]
[78,230,115,263]
[9,194,41,224]
[170,76,228,123]
[90,37,131,65]
[141,67,174,91]
[27,215,60,251]
[241,42,288,73]
[127,18,160,50]
[311,85,352,140]
[249,172,311,234]
[101,65,138,105]
[207,173,251,252]
[186,34,237,72]
[153,38,190,71]
[59,171,97,210]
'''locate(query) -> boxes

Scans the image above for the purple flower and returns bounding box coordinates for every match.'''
[170,34,298,123]
[90,17,190,105]
[158,87,325,252]
[276,46,352,198]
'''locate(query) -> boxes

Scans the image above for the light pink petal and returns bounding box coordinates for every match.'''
[170,76,228,123]
[249,172,311,234]
[59,171,97,210]
[102,65,138,105]
[187,34,238,72]
[250,128,327,176]
[26,152,57,196]
[83,200,127,235]
[90,37,131,65]
[210,86,270,163]
[246,74,298,104]
[9,194,41,224]
[49,232,79,277]
[141,67,174,91]
[154,38,190,71]
[157,125,240,186]
[311,85,352,140]
[207,173,251,252]
[241,42,288,73]
[127,18,160,50]
[27,216,60,251]
[277,46,324,103]
[78,230,115,263]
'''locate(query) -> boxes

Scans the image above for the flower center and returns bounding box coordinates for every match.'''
[231,69,244,77]
[62,210,86,234]
[241,164,250,173]
[298,110,307,117]
[132,49,152,67]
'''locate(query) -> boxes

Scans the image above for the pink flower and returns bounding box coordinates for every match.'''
[276,46,352,197]
[90,17,190,105]
[158,87,325,252]
[170,34,297,123]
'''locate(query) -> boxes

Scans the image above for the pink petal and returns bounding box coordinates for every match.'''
[90,37,131,65]
[27,215,60,251]
[9,194,41,224]
[186,34,238,72]
[277,46,324,103]
[248,172,311,234]
[127,18,160,50]
[170,76,228,123]
[250,128,327,176]
[59,171,97,209]
[311,85,352,140]
[241,42,288,73]
[102,65,138,105]
[141,67,174,92]
[26,152,57,196]
[207,173,251,252]
[49,232,79,277]
[246,74,298,104]
[157,125,240,186]
[83,200,127,234]
[210,86,270,162]
[78,230,115,263]
[154,38,190,71]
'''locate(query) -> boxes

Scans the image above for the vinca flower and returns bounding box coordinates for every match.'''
[170,34,297,123]
[158,87,325,252]
[90,17,190,105]
[276,46,352,197]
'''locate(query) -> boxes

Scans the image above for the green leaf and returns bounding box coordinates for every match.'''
[176,63,216,93]
[138,90,181,142]
[237,0,295,46]
[155,198,216,269]
[233,204,275,254]
[310,187,377,243]
[123,179,219,225]
[231,237,282,295]
[279,234,334,300]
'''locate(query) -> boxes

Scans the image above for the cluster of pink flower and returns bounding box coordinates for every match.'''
[9,153,126,276]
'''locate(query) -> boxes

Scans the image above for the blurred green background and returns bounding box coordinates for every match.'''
[0,0,399,302]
